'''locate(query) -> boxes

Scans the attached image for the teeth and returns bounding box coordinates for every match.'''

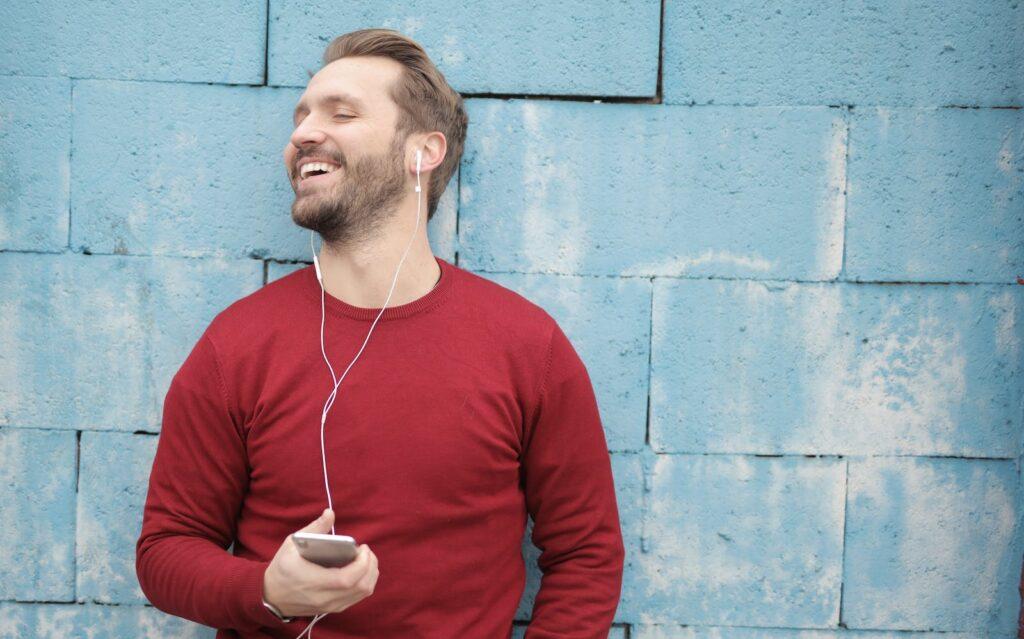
[300,162,340,179]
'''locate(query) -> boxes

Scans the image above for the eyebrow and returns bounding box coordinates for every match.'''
[292,93,366,122]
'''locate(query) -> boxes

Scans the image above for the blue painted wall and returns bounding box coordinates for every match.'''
[1,1,1021,637]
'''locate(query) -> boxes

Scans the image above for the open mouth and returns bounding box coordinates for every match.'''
[298,162,341,187]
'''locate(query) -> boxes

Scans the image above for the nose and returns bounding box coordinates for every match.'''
[289,118,327,150]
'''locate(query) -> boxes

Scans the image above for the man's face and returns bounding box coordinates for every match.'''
[284,56,409,246]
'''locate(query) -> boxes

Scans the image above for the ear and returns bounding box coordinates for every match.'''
[411,131,447,174]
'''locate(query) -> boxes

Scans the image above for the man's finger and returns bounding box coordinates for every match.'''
[296,508,335,534]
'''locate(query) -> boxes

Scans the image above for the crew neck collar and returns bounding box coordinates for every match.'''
[302,254,454,321]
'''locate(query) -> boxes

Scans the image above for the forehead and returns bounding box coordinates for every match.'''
[293,56,402,118]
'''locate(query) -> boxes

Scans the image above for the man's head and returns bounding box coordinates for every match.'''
[284,29,468,247]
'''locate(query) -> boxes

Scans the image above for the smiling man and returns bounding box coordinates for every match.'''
[136,28,624,639]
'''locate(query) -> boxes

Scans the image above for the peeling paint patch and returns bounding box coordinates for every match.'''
[844,457,1019,631]
[623,249,774,277]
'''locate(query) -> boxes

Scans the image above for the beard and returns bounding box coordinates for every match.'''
[290,132,408,247]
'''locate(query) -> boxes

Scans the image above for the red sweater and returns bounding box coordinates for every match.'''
[136,254,625,638]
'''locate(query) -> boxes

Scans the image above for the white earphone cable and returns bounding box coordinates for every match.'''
[296,150,424,639]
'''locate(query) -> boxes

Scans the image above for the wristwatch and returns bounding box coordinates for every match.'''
[262,598,295,623]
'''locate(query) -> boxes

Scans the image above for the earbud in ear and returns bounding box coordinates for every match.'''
[415,149,422,193]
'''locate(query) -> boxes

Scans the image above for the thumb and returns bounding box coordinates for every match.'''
[298,508,334,534]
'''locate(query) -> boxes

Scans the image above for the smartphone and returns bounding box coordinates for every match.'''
[291,532,359,568]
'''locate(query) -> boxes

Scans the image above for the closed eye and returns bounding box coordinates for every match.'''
[334,114,354,120]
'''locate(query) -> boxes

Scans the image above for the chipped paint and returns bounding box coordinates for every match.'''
[623,250,774,277]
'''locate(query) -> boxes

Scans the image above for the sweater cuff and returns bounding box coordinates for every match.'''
[231,558,297,630]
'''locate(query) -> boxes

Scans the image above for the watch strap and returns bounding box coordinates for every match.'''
[262,598,295,623]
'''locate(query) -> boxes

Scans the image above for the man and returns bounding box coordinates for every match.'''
[136,28,625,639]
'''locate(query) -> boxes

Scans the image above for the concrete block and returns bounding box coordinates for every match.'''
[0,428,77,601]
[268,0,659,96]
[650,279,1023,457]
[846,108,1023,283]
[0,76,71,251]
[0,0,265,84]
[663,1,1023,106]
[0,601,215,638]
[632,626,999,639]
[843,457,1020,632]
[76,432,157,604]
[71,81,304,259]
[631,455,846,627]
[460,100,846,280]
[0,253,262,431]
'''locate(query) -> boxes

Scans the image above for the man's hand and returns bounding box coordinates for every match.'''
[262,509,379,618]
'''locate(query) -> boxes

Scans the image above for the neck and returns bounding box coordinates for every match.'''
[315,208,439,310]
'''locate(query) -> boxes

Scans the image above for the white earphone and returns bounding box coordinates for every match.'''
[298,148,424,639]
[415,148,422,189]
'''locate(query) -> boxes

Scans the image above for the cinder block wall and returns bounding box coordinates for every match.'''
[1,1,1021,637]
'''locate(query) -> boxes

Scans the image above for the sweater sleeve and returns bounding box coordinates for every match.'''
[135,330,288,632]
[521,320,626,639]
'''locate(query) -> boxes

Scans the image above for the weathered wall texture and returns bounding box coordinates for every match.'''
[1,0,1021,637]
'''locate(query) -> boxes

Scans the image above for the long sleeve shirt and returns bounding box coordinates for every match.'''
[135,254,625,638]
